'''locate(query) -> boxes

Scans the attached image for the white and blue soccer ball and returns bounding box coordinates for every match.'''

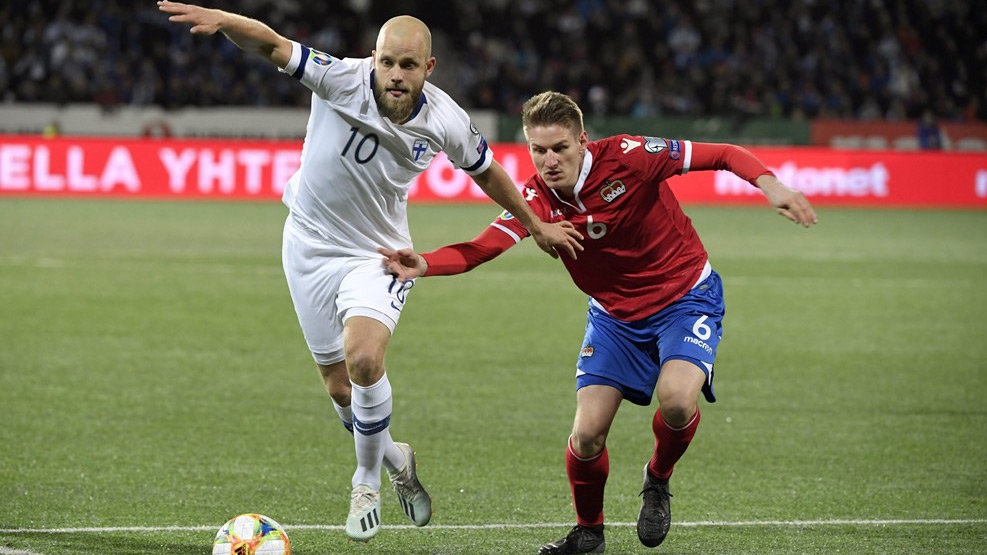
[212,513,291,555]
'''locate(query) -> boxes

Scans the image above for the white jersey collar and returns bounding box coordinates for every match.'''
[549,148,593,213]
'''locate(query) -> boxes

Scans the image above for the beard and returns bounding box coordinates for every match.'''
[373,79,423,123]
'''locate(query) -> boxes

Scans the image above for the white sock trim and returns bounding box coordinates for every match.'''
[662,408,700,432]
[332,399,352,425]
[567,435,604,462]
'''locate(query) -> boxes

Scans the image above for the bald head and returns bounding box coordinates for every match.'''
[376,15,432,58]
[371,15,436,123]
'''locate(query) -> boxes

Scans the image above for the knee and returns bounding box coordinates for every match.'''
[346,349,385,386]
[657,376,701,428]
[659,397,697,429]
[328,384,351,406]
[318,364,351,404]
[570,428,607,458]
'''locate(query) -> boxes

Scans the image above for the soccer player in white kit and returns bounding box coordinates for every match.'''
[159,1,583,542]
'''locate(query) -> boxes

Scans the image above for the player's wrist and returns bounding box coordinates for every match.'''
[526,219,548,238]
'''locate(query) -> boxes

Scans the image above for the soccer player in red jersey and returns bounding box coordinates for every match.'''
[381,91,816,553]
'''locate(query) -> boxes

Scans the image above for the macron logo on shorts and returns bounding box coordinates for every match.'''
[683,336,713,354]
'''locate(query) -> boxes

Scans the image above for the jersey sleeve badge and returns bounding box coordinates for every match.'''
[309,49,332,66]
[643,137,667,154]
[668,139,682,159]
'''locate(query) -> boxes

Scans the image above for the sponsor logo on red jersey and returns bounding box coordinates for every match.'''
[620,137,642,153]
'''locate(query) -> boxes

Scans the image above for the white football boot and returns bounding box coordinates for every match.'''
[387,442,432,526]
[345,484,382,542]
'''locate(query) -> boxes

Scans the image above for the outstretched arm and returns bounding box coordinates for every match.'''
[379,225,519,282]
[690,143,818,227]
[473,161,583,259]
[158,1,292,68]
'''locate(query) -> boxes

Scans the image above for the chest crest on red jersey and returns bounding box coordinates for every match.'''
[600,178,627,203]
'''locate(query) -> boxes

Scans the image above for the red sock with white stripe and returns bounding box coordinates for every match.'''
[566,437,609,527]
[648,407,701,479]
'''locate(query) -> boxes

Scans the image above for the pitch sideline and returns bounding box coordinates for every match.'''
[0,547,47,555]
[1,519,985,534]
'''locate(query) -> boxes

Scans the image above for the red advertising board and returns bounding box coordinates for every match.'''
[1,136,985,207]
[812,118,987,150]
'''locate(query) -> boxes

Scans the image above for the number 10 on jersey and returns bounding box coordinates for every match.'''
[342,126,379,164]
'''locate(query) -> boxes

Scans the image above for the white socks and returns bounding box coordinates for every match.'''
[331,399,354,433]
[349,373,404,488]
[332,398,403,473]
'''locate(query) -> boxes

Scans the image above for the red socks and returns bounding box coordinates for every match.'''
[564,408,700,526]
[648,407,701,479]
[566,438,609,527]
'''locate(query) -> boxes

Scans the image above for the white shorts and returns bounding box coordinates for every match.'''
[282,218,414,365]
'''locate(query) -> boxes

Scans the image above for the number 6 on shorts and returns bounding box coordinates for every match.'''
[692,315,712,340]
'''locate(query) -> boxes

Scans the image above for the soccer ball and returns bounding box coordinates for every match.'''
[212,514,291,555]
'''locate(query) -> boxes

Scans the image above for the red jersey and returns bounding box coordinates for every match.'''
[422,136,772,321]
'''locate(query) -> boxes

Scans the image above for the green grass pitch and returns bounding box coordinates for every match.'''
[1,198,985,554]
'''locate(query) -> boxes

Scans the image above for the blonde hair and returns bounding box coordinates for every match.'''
[521,91,584,137]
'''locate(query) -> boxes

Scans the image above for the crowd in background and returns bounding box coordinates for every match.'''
[1,0,984,121]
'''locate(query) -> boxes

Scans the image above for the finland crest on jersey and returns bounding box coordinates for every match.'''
[277,41,493,258]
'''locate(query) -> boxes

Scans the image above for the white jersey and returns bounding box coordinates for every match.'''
[278,41,493,257]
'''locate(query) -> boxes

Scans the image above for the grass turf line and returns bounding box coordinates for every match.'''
[1,199,985,554]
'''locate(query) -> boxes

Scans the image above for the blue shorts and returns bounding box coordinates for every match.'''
[575,270,725,406]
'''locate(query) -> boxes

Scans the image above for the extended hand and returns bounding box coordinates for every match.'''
[158,1,225,34]
[756,175,818,228]
[530,220,584,259]
[378,247,427,282]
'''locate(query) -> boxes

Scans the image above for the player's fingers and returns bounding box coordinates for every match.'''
[802,203,819,226]
[795,207,813,227]
[544,245,559,259]
[159,3,190,14]
[159,0,194,11]
[553,220,583,241]
[558,242,578,260]
[777,207,797,224]
[386,268,410,283]
[789,199,815,227]
[791,194,818,226]
[190,24,216,34]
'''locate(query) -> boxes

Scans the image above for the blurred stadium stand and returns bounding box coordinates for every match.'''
[1,0,984,144]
